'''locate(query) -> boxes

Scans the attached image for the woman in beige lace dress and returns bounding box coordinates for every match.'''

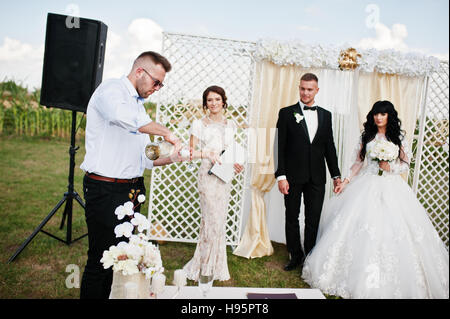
[183,86,243,282]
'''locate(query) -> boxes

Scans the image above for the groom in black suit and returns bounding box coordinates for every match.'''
[275,73,341,271]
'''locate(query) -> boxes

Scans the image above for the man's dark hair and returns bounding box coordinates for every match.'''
[136,51,172,72]
[300,73,318,83]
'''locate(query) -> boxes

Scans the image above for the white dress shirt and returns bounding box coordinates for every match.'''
[276,101,319,182]
[300,100,319,142]
[80,76,154,179]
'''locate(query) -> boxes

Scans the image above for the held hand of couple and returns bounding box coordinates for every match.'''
[334,178,349,195]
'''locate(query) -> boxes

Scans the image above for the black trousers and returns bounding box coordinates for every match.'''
[80,175,146,299]
[284,180,325,261]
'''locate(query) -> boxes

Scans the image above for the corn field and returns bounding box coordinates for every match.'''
[0,80,157,139]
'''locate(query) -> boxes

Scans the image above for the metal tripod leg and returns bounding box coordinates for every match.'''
[8,111,88,263]
[60,192,86,230]
[8,194,68,263]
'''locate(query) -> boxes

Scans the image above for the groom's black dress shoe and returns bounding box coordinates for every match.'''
[283,257,304,271]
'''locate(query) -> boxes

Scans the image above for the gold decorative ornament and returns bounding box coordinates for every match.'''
[338,48,362,70]
[427,119,449,147]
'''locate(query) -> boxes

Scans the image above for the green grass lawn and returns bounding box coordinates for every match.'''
[0,135,313,299]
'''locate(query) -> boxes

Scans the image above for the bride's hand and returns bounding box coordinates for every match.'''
[379,161,391,172]
[335,179,349,194]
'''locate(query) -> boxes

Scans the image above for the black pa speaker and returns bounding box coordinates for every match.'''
[40,13,107,113]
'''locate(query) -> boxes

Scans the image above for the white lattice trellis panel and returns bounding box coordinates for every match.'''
[148,33,256,246]
[412,61,449,248]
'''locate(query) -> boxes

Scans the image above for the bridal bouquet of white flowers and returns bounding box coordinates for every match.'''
[368,139,399,176]
[100,192,163,279]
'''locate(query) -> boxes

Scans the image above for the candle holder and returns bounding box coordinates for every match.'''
[151,273,166,299]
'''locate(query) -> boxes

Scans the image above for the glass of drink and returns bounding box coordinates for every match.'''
[198,266,214,298]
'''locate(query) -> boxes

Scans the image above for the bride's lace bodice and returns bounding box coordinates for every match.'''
[344,133,412,182]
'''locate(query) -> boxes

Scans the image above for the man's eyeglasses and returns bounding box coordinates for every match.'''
[141,68,164,89]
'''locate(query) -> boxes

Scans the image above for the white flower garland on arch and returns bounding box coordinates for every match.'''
[254,39,441,77]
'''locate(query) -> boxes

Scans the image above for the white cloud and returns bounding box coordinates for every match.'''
[0,37,44,89]
[357,22,408,51]
[127,18,163,54]
[103,18,164,80]
[296,25,320,32]
[356,22,448,61]
[0,18,164,90]
[0,37,36,61]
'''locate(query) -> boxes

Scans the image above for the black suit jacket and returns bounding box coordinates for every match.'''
[274,102,340,185]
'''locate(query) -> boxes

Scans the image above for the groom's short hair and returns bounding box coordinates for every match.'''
[300,73,318,83]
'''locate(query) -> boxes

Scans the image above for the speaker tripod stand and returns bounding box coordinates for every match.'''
[8,111,87,263]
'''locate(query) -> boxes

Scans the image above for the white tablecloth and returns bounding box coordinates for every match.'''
[158,286,325,299]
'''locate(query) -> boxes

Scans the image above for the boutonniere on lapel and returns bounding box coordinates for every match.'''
[294,112,304,123]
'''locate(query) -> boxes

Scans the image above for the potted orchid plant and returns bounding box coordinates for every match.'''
[101,190,164,299]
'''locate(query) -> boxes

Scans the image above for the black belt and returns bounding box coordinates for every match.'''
[85,173,141,184]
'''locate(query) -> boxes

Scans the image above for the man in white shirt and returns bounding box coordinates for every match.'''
[275,73,341,273]
[79,51,185,299]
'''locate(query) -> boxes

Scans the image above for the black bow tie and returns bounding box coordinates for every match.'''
[304,106,317,111]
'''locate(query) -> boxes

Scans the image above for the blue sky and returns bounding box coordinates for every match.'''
[0,0,448,89]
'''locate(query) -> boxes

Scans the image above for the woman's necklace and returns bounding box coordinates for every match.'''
[208,114,226,124]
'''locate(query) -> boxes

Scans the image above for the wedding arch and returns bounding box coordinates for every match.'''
[147,32,449,255]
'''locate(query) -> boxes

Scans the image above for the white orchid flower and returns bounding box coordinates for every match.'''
[131,213,150,233]
[114,205,127,220]
[123,201,135,216]
[101,200,165,278]
[125,243,144,261]
[100,250,115,269]
[114,259,139,275]
[114,222,134,238]
[294,112,304,123]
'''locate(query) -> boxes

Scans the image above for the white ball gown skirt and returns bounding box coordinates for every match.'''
[301,172,449,299]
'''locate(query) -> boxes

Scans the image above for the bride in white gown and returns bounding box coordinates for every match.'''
[302,100,449,299]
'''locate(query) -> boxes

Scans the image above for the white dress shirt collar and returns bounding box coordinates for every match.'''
[299,100,318,111]
[121,76,145,103]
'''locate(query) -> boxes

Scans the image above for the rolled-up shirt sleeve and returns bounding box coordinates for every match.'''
[143,155,154,170]
[95,83,151,133]
[134,105,152,135]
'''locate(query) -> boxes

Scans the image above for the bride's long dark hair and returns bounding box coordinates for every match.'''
[360,100,406,162]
